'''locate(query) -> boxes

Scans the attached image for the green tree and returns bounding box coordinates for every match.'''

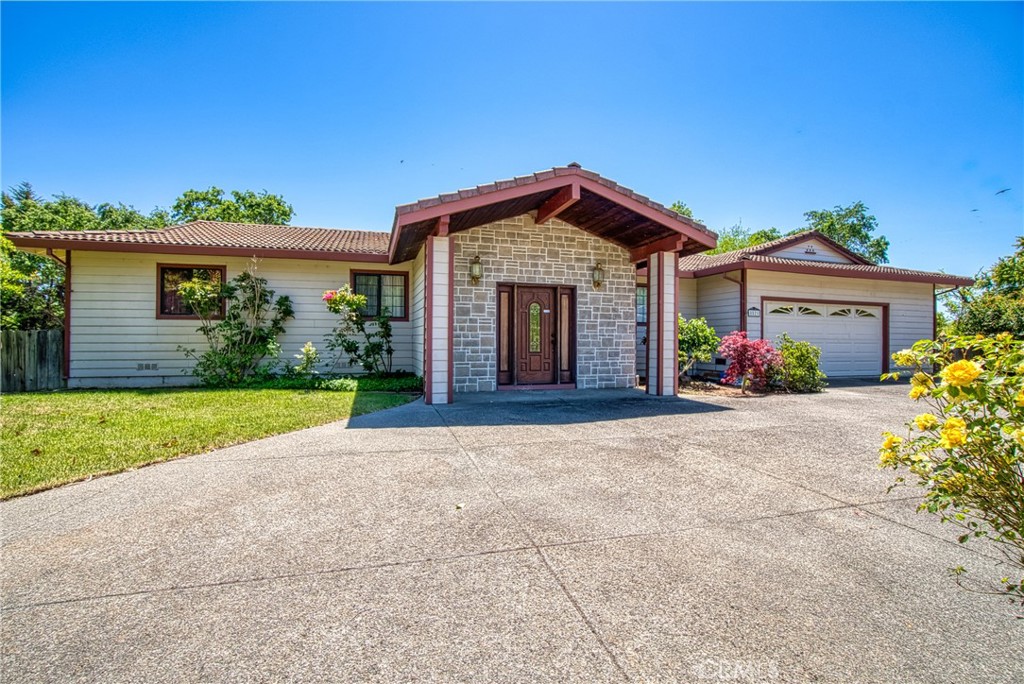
[171,187,293,225]
[669,200,705,225]
[802,201,889,263]
[705,225,782,255]
[1,183,169,329]
[0,235,65,329]
[1,182,167,233]
[946,237,1024,337]
[677,316,720,379]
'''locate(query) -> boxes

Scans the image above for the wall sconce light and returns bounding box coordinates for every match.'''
[747,306,761,318]
[592,263,605,290]
[469,255,484,285]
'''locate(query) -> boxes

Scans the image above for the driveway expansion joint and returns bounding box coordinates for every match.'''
[432,404,633,682]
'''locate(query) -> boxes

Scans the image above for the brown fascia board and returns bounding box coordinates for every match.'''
[681,258,974,286]
[5,235,389,263]
[388,171,717,264]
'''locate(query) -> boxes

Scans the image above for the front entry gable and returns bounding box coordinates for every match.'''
[388,164,718,264]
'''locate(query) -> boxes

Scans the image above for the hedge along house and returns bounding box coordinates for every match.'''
[7,165,717,403]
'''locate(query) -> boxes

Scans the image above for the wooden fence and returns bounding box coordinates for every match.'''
[1,329,65,392]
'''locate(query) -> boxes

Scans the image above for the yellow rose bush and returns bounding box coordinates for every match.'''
[881,334,1024,612]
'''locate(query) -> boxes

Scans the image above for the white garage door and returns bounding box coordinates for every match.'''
[763,301,883,377]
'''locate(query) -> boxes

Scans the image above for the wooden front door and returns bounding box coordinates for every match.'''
[497,284,575,387]
[516,286,557,384]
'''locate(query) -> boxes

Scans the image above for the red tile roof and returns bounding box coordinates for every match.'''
[677,231,973,286]
[5,221,390,259]
[394,163,718,240]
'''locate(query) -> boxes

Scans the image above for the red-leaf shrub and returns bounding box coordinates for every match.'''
[718,331,782,392]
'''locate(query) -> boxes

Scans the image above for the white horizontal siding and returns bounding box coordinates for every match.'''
[410,247,425,377]
[68,251,416,387]
[746,270,935,368]
[768,239,853,263]
[678,278,697,320]
[696,273,741,338]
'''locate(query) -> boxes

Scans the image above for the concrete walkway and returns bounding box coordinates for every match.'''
[2,385,1021,682]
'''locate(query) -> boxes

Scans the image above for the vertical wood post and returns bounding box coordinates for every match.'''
[424,235,453,404]
[646,251,679,397]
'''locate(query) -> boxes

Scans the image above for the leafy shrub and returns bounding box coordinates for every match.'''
[322,286,395,374]
[178,264,294,386]
[718,331,782,393]
[678,316,720,379]
[291,341,321,378]
[880,333,1024,613]
[773,333,827,392]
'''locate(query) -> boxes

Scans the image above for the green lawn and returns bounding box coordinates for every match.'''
[0,387,415,499]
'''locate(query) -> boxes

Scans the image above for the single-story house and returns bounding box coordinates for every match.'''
[7,164,973,403]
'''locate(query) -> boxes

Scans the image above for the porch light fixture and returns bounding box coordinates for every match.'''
[469,255,484,285]
[592,263,605,290]
[747,306,761,318]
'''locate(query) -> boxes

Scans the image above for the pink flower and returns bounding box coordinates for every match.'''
[322,290,336,301]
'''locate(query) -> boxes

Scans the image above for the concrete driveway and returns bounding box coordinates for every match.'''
[2,383,1021,682]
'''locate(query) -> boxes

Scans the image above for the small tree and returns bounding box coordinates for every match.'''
[678,316,719,381]
[718,331,782,393]
[178,263,294,386]
[773,333,827,392]
[322,286,394,375]
[880,334,1024,614]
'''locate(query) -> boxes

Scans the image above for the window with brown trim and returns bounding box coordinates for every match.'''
[351,271,408,319]
[157,265,226,319]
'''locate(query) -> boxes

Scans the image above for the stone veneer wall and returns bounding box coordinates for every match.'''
[452,214,636,392]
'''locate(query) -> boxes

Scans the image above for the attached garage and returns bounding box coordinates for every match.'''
[762,300,883,377]
[676,230,974,380]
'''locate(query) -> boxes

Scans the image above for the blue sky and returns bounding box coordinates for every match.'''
[2,1,1021,276]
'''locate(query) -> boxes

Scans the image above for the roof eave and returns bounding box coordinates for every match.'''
[387,168,718,264]
[5,235,389,263]
[686,258,973,286]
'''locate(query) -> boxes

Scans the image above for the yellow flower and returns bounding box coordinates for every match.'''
[997,332,1012,342]
[892,350,916,367]
[1015,391,1024,407]
[939,432,966,449]
[909,385,928,400]
[1013,429,1024,448]
[910,372,934,388]
[914,413,939,430]
[879,450,898,468]
[942,417,966,431]
[881,432,903,450]
[938,417,967,448]
[939,360,982,387]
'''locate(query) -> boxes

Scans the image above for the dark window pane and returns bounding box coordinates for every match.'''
[353,274,380,316]
[159,267,223,316]
[381,274,405,317]
[353,273,407,318]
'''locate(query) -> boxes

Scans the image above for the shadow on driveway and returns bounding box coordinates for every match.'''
[345,387,732,429]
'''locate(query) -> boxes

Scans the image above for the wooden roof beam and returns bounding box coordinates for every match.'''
[535,183,580,225]
[629,234,687,263]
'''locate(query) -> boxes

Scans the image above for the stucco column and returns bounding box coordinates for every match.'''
[424,235,453,404]
[646,250,679,397]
